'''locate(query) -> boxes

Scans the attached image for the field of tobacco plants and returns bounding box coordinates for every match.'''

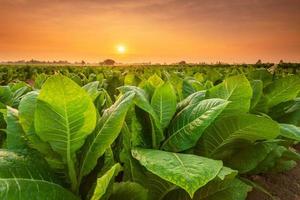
[0,65,299,200]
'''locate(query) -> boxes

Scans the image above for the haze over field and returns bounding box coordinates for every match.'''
[0,0,299,63]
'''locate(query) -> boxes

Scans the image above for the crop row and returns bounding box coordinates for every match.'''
[0,68,299,200]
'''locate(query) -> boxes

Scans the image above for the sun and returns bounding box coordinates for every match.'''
[117,45,126,54]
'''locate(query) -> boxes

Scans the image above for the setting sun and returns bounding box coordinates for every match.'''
[117,45,126,54]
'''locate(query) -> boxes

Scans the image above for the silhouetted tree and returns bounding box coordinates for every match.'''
[101,59,115,65]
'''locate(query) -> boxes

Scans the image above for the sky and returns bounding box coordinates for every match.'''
[0,0,299,63]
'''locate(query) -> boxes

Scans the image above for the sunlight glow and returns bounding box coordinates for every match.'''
[117,45,126,54]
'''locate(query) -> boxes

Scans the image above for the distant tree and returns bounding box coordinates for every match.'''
[256,59,262,65]
[178,61,186,65]
[101,59,116,65]
[81,60,86,65]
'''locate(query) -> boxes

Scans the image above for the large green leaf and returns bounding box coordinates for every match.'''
[224,142,277,173]
[279,124,300,141]
[147,74,164,88]
[5,106,27,149]
[79,92,135,182]
[196,114,280,159]
[0,86,12,105]
[247,68,273,87]
[139,166,237,200]
[264,75,300,108]
[34,75,97,190]
[268,98,300,126]
[109,182,148,200]
[0,149,79,200]
[132,148,223,198]
[90,164,121,200]
[82,81,101,101]
[151,82,177,129]
[206,75,252,116]
[249,144,290,174]
[163,178,252,200]
[19,91,39,135]
[162,99,229,152]
[119,86,163,148]
[182,79,197,98]
[250,80,263,109]
[11,85,31,107]
[176,91,206,112]
[19,91,63,169]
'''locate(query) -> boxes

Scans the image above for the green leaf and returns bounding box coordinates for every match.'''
[182,79,197,98]
[250,80,263,109]
[248,68,273,87]
[206,75,252,116]
[141,172,175,200]
[119,121,150,183]
[90,164,122,200]
[147,74,164,88]
[82,81,101,101]
[132,148,223,198]
[0,149,79,200]
[163,178,252,200]
[0,86,12,105]
[151,82,177,129]
[216,166,238,181]
[264,75,300,108]
[109,182,148,200]
[196,178,252,200]
[253,145,300,173]
[79,92,135,182]
[119,86,163,148]
[11,85,31,107]
[162,98,229,152]
[279,123,300,141]
[224,142,276,173]
[197,114,280,159]
[5,106,27,149]
[124,73,138,86]
[35,75,97,191]
[19,91,64,169]
[176,91,206,112]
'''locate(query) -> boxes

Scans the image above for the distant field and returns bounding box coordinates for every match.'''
[0,64,299,200]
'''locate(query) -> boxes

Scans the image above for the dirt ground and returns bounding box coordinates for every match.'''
[247,145,300,200]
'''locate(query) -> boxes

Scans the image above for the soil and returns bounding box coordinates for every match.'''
[247,145,300,200]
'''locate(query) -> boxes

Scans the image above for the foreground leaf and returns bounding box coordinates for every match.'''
[79,92,135,182]
[162,98,229,152]
[132,148,223,198]
[90,164,121,200]
[0,149,79,200]
[176,91,206,112]
[197,114,280,159]
[82,81,101,101]
[119,86,163,148]
[19,91,63,169]
[109,182,148,200]
[35,75,97,190]
[5,106,27,149]
[279,124,300,141]
[151,82,177,129]
[206,75,252,116]
[264,75,300,108]
[250,80,263,109]
[163,178,252,200]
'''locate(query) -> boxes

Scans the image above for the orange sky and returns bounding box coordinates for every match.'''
[0,0,299,63]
